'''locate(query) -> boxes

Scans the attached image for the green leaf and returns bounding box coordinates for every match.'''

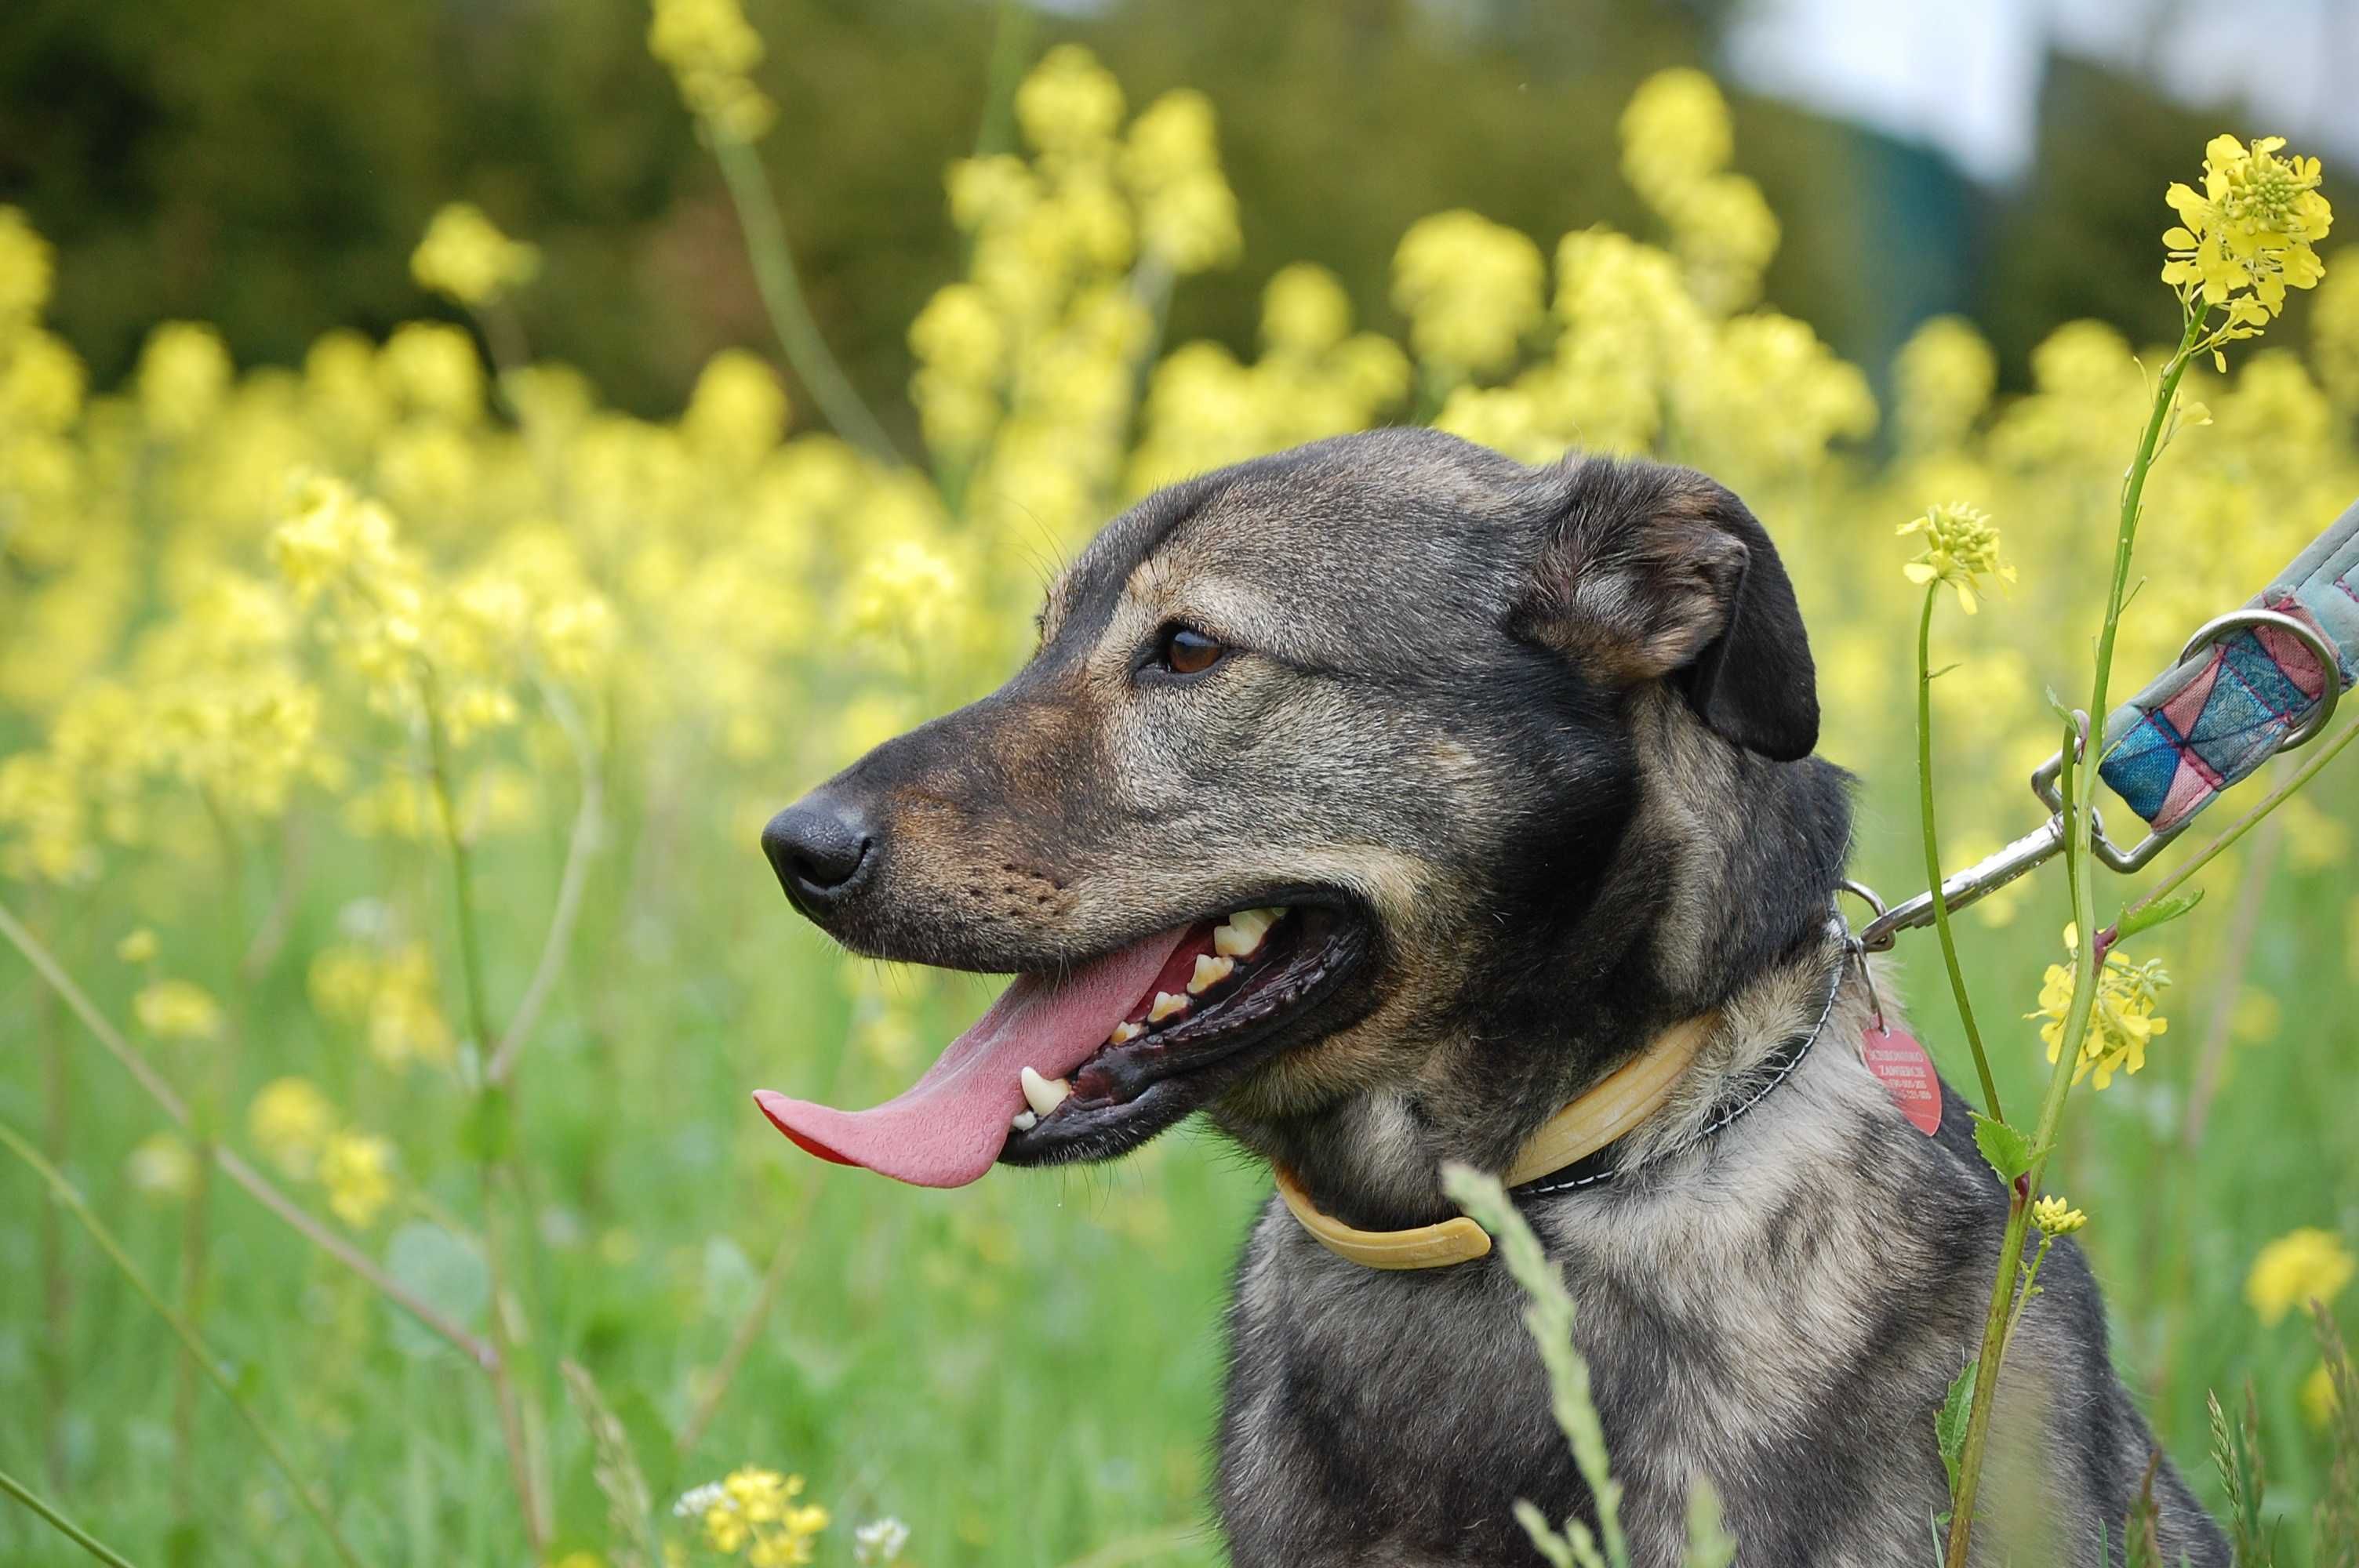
[1937,1359,1979,1498]
[383,1221,489,1361]
[1971,1112,2033,1185]
[2116,887,2204,942]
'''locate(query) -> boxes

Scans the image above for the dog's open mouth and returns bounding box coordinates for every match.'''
[754,902,1368,1187]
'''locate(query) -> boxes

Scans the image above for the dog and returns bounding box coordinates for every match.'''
[754,429,2226,1566]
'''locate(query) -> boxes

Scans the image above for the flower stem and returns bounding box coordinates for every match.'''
[711,136,902,463]
[0,1463,140,1568]
[485,681,603,1087]
[420,689,497,1059]
[35,920,71,1490]
[419,691,551,1557]
[1914,583,2003,1121]
[0,1120,371,1568]
[1943,310,2202,1566]
[1944,718,2095,1562]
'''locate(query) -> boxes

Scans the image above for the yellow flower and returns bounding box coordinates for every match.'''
[318,1131,397,1228]
[683,349,791,463]
[2315,263,2359,408]
[249,1076,339,1179]
[1899,503,2013,614]
[2,328,85,433]
[0,205,56,324]
[1262,263,1352,357]
[116,927,158,964]
[1391,210,1545,379]
[648,0,774,141]
[1122,89,1240,274]
[2032,1196,2088,1237]
[1619,68,1733,201]
[2162,135,2332,325]
[271,474,405,602]
[136,322,233,437]
[311,942,456,1072]
[1894,316,1997,452]
[2026,925,2170,1091]
[2245,1227,2354,1327]
[126,1133,199,1202]
[677,1468,829,1563]
[380,321,485,423]
[411,203,540,307]
[1016,45,1125,159]
[134,979,226,1043]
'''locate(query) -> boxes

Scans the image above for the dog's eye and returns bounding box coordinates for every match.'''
[1155,626,1224,676]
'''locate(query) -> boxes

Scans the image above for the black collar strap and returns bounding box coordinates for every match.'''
[1512,944,1846,1199]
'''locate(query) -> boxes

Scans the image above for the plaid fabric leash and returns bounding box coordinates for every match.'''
[1859,494,2359,950]
[2099,497,2359,837]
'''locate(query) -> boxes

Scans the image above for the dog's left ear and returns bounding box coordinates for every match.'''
[1518,457,1819,761]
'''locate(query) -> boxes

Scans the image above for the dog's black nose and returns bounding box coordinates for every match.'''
[761,793,874,915]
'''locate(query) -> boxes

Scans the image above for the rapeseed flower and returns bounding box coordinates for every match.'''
[249,1077,339,1179]
[134,979,226,1043]
[318,1131,397,1227]
[311,942,456,1071]
[2032,1196,2088,1237]
[2163,135,2331,320]
[683,349,791,464]
[2027,925,2170,1091]
[136,323,232,437]
[1894,316,1997,453]
[1899,503,2012,614]
[648,0,773,142]
[675,1468,830,1563]
[1122,89,1240,274]
[0,205,53,324]
[1016,45,1125,158]
[1392,210,1544,379]
[411,203,540,307]
[2246,1227,2354,1327]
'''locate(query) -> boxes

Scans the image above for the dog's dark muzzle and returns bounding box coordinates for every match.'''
[761,788,875,918]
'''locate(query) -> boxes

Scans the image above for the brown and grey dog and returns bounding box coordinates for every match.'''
[754,430,2226,1565]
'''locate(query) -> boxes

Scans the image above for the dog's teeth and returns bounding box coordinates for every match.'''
[1020,1065,1072,1119]
[1187,953,1234,995]
[1010,1110,1038,1132]
[1214,907,1282,959]
[1148,990,1189,1023]
[1107,1020,1145,1045]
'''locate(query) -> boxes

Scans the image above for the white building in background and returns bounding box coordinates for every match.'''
[1726,0,2359,186]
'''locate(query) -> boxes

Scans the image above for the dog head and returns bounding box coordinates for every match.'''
[754,429,1846,1217]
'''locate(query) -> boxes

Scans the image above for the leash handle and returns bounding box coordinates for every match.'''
[2084,497,2359,865]
[1856,495,2359,951]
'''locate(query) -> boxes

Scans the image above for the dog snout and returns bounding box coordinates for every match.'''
[761,789,875,918]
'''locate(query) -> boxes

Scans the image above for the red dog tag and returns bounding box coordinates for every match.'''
[1862,1025,1943,1135]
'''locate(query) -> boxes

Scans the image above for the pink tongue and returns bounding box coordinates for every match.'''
[753,925,1192,1188]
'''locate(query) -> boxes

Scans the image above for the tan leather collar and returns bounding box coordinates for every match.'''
[1274,1014,1716,1271]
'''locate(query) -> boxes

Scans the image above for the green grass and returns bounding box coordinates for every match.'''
[1,730,2354,1566]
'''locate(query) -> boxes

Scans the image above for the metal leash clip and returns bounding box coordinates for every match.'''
[1855,607,2343,953]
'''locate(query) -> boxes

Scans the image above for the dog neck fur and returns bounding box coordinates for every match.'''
[1214,684,1853,1232]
